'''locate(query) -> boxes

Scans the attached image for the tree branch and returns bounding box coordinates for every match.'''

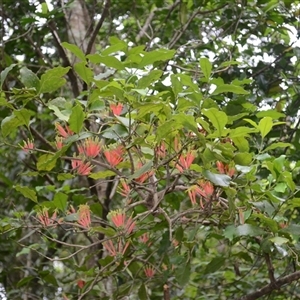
[237,270,300,300]
[85,0,110,55]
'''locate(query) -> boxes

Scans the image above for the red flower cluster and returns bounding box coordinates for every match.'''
[176,152,195,173]
[110,103,123,116]
[188,181,214,208]
[109,209,135,235]
[21,139,34,152]
[216,161,235,177]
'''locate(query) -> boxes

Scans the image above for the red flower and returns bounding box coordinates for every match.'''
[55,137,64,150]
[21,139,34,152]
[110,103,123,116]
[37,209,58,227]
[55,123,73,138]
[187,185,203,205]
[109,210,135,235]
[78,204,91,228]
[176,152,195,173]
[78,137,101,158]
[136,162,154,183]
[216,161,235,177]
[156,142,167,158]
[103,239,130,257]
[104,145,124,167]
[139,233,150,244]
[198,181,214,199]
[77,279,85,289]
[118,179,131,197]
[144,266,155,278]
[71,158,93,176]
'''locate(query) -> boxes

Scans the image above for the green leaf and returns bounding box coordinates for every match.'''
[89,170,116,179]
[234,152,253,165]
[212,84,249,95]
[138,284,148,299]
[87,54,125,70]
[203,170,231,187]
[14,185,37,203]
[102,41,127,56]
[199,57,212,80]
[1,115,22,137]
[20,67,40,90]
[237,224,265,236]
[258,117,273,139]
[61,42,86,61]
[39,66,70,94]
[74,61,94,84]
[57,173,74,181]
[1,64,16,89]
[229,127,257,138]
[41,2,48,14]
[204,257,225,274]
[138,49,176,68]
[37,154,57,171]
[92,226,115,237]
[129,161,153,181]
[175,262,190,286]
[68,104,85,133]
[53,192,68,211]
[256,110,285,119]
[269,236,289,245]
[90,203,103,217]
[202,108,228,136]
[264,142,292,152]
[224,224,265,241]
[14,108,35,128]
[138,70,163,88]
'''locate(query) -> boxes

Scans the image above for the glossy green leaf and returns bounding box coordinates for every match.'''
[87,54,125,70]
[68,104,85,133]
[234,152,253,165]
[14,185,37,203]
[212,84,249,95]
[89,170,116,179]
[199,57,212,80]
[258,117,273,138]
[74,61,94,84]
[129,161,153,181]
[203,170,231,187]
[202,108,228,136]
[175,262,190,286]
[14,108,35,128]
[20,67,40,90]
[1,115,23,137]
[61,42,86,61]
[37,154,57,171]
[1,64,16,89]
[264,142,291,152]
[138,284,148,299]
[138,70,163,88]
[204,257,225,274]
[39,66,70,94]
[269,236,289,245]
[138,49,176,68]
[53,192,68,211]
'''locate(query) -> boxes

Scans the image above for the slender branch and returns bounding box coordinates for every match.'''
[237,271,300,300]
[85,0,110,55]
[168,3,228,49]
[251,43,295,78]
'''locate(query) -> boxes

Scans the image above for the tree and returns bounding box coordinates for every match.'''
[1,0,300,299]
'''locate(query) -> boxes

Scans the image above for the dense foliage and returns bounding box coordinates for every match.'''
[1,0,300,299]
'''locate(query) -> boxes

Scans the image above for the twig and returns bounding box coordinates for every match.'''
[85,0,110,55]
[237,271,300,300]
